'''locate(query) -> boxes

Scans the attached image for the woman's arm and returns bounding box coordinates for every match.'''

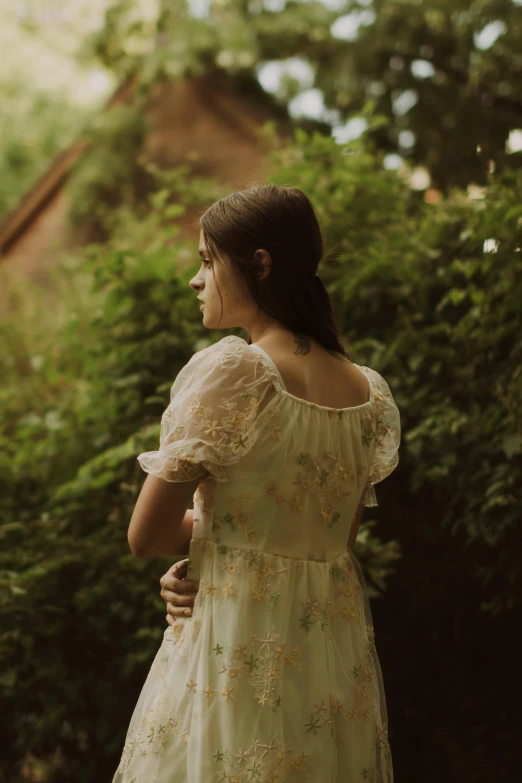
[138,509,194,558]
[171,509,194,557]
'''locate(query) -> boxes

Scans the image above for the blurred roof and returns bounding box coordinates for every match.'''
[0,69,292,296]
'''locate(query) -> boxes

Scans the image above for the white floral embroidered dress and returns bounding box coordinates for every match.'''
[113,335,401,783]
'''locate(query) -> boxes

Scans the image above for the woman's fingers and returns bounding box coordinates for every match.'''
[160,558,200,627]
[165,596,195,626]
[160,586,196,605]
[161,577,199,595]
[160,560,199,594]
[166,600,193,617]
[160,558,187,583]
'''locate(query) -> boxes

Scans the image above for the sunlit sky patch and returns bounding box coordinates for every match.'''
[330,9,376,40]
[474,20,507,50]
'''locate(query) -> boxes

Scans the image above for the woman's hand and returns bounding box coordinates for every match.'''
[159,558,200,628]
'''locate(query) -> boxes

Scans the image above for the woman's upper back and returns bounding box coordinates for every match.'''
[249,331,371,411]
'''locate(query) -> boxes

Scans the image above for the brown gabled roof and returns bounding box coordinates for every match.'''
[0,67,294,266]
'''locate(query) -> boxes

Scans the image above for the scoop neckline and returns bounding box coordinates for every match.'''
[231,336,374,413]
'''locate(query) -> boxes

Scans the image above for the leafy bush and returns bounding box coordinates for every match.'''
[0,77,89,219]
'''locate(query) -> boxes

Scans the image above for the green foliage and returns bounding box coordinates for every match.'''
[0,77,89,218]
[314,0,522,190]
[66,101,149,234]
[78,0,522,192]
[1,124,520,778]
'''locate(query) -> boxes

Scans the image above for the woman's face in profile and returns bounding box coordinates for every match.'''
[189,229,259,332]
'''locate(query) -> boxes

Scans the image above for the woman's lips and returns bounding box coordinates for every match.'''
[200,304,204,310]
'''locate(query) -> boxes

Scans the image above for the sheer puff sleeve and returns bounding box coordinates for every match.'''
[363,369,401,507]
[137,336,277,483]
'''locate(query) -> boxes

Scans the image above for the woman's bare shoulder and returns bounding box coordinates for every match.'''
[255,332,369,408]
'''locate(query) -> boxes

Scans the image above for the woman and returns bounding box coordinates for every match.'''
[113,184,400,782]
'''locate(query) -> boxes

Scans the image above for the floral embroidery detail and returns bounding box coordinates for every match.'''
[185,679,197,693]
[211,623,304,711]
[264,481,278,497]
[115,683,189,771]
[221,546,290,603]
[298,596,331,632]
[213,492,258,545]
[137,337,279,484]
[214,732,312,782]
[185,540,365,625]
[169,622,305,718]
[329,555,362,623]
[357,367,401,507]
[157,389,261,479]
[360,409,377,448]
[364,623,377,655]
[263,450,366,530]
[376,720,392,755]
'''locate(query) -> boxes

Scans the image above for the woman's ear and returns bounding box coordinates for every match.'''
[254,249,272,282]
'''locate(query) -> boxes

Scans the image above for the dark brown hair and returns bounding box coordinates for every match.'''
[198,184,351,361]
